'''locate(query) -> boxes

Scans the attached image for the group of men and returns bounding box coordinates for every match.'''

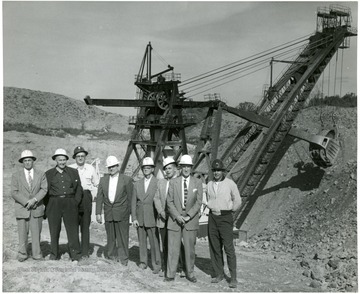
[11,147,242,288]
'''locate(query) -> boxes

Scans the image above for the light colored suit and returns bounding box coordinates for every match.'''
[154,178,169,228]
[11,168,48,259]
[96,173,133,264]
[166,175,203,278]
[132,176,161,270]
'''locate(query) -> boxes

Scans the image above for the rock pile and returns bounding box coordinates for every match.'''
[246,159,357,291]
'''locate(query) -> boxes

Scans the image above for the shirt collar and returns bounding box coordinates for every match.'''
[55,166,68,174]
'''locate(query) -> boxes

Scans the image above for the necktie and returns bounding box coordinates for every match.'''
[28,170,33,189]
[183,179,188,208]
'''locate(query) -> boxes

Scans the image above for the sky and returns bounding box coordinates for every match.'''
[3,1,358,116]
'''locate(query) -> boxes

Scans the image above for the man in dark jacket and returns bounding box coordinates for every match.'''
[45,148,83,261]
[96,155,133,266]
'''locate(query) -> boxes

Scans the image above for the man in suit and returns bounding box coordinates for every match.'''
[69,146,99,258]
[96,155,133,266]
[11,150,48,261]
[45,148,83,261]
[132,157,161,273]
[154,157,186,277]
[165,154,203,283]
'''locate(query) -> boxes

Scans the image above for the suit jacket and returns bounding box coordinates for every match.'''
[45,166,83,204]
[11,168,48,218]
[154,178,169,228]
[96,173,133,222]
[167,176,203,232]
[132,176,158,227]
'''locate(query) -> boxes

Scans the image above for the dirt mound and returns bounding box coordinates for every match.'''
[4,87,129,135]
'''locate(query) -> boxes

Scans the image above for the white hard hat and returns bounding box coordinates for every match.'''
[163,157,176,169]
[52,148,69,160]
[142,157,155,167]
[19,150,36,163]
[179,154,193,166]
[106,156,120,167]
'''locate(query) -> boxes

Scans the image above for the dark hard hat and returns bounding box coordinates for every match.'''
[72,146,88,159]
[211,159,225,171]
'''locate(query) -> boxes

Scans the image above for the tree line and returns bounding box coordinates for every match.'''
[307,93,357,108]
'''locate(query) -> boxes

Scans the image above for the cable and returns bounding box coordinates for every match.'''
[180,35,311,86]
[182,37,334,97]
[181,34,332,95]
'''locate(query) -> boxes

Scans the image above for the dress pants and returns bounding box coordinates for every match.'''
[16,213,43,259]
[47,197,81,261]
[78,190,92,256]
[105,219,129,264]
[167,227,197,279]
[208,212,237,280]
[159,227,168,272]
[160,226,185,274]
[137,226,161,270]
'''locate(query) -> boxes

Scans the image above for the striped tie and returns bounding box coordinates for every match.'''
[28,170,33,189]
[183,179,188,208]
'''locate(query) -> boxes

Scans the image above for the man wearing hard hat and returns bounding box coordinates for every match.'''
[154,157,184,277]
[45,148,83,261]
[69,146,99,258]
[165,154,203,283]
[11,150,48,261]
[206,159,242,289]
[132,157,161,273]
[95,155,133,266]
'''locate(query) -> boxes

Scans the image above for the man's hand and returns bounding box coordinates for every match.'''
[160,212,166,220]
[211,208,221,216]
[133,220,139,228]
[25,198,37,210]
[96,214,102,224]
[183,215,191,222]
[176,215,185,225]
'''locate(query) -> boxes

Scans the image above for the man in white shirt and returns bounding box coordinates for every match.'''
[11,150,48,261]
[69,146,99,258]
[96,156,133,265]
[206,159,242,288]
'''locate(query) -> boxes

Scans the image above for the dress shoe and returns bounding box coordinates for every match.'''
[139,263,147,270]
[32,256,45,261]
[186,276,197,283]
[179,270,186,278]
[159,271,165,277]
[164,277,175,282]
[121,261,128,266]
[211,276,224,283]
[17,256,28,262]
[229,280,238,288]
[153,268,161,274]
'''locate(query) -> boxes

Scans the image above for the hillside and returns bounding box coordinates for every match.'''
[2,87,357,292]
[4,87,130,137]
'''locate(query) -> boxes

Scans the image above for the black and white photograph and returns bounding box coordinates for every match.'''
[3,1,358,292]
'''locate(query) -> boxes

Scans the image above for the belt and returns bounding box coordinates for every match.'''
[49,194,75,198]
[210,209,232,216]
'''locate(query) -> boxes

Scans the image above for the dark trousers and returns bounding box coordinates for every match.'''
[78,190,92,256]
[208,212,237,280]
[159,227,168,272]
[47,197,81,261]
[105,219,129,265]
[137,226,161,270]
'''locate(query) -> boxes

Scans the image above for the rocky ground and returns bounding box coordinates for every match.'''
[2,106,357,292]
